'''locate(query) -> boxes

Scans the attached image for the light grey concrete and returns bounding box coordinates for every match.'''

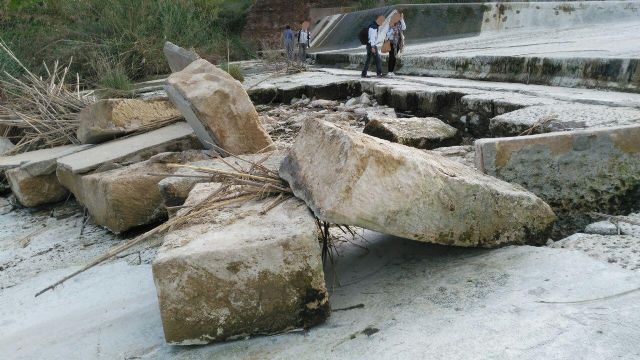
[0,144,90,174]
[165,85,217,150]
[56,122,198,174]
[3,220,640,359]
[551,232,640,271]
[490,103,640,136]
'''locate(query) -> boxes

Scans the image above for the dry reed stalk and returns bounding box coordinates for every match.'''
[0,40,95,154]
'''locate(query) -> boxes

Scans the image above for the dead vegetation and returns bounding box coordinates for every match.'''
[0,40,94,154]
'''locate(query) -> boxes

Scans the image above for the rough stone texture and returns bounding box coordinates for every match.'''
[57,122,199,175]
[280,118,555,247]
[550,233,640,271]
[475,124,640,235]
[427,145,476,169]
[584,221,620,236]
[153,184,328,344]
[0,144,91,207]
[77,98,182,144]
[363,116,459,150]
[166,59,273,154]
[5,169,67,207]
[490,104,640,137]
[158,151,284,208]
[0,138,14,155]
[60,151,210,234]
[163,41,201,73]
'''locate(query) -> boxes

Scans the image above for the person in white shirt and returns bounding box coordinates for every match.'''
[297,21,311,63]
[386,10,406,76]
[361,15,385,78]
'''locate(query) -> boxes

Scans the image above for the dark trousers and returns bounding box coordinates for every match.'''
[388,43,397,73]
[362,44,381,77]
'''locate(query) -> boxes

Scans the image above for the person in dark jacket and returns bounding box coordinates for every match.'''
[361,15,385,78]
[283,25,295,61]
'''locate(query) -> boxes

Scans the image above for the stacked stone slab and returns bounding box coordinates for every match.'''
[280,118,556,247]
[475,124,640,235]
[165,59,273,154]
[158,151,285,208]
[153,183,329,344]
[77,98,182,144]
[0,145,91,207]
[363,116,459,150]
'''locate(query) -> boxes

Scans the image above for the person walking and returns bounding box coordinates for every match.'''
[362,15,385,78]
[386,10,406,76]
[298,21,311,63]
[283,25,295,62]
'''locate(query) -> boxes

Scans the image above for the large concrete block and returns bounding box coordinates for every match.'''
[166,59,273,154]
[475,124,640,233]
[153,184,328,344]
[77,98,181,144]
[363,116,459,150]
[280,118,555,248]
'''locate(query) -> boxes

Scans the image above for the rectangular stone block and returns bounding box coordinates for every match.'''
[153,184,329,344]
[475,124,640,232]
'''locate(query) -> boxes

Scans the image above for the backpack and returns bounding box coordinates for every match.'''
[358,27,369,45]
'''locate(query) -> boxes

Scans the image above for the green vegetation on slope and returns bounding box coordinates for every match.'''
[0,0,255,87]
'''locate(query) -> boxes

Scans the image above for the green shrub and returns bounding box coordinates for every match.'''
[0,0,255,86]
[220,63,245,82]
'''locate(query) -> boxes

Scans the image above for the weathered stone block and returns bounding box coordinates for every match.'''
[280,118,555,247]
[475,124,640,234]
[153,184,328,344]
[5,169,67,207]
[166,59,273,154]
[60,151,209,234]
[363,116,459,150]
[163,41,201,73]
[77,98,182,144]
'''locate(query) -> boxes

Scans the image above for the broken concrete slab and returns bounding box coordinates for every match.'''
[77,98,182,144]
[158,151,284,208]
[0,144,91,173]
[0,138,14,155]
[280,118,555,247]
[57,122,199,175]
[550,233,640,271]
[163,41,201,73]
[60,151,210,234]
[363,116,459,150]
[166,59,273,154]
[475,124,640,235]
[490,103,640,137]
[153,184,328,344]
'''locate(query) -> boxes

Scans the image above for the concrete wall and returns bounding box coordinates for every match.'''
[311,1,640,50]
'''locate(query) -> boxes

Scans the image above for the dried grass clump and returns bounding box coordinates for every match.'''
[0,40,95,154]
